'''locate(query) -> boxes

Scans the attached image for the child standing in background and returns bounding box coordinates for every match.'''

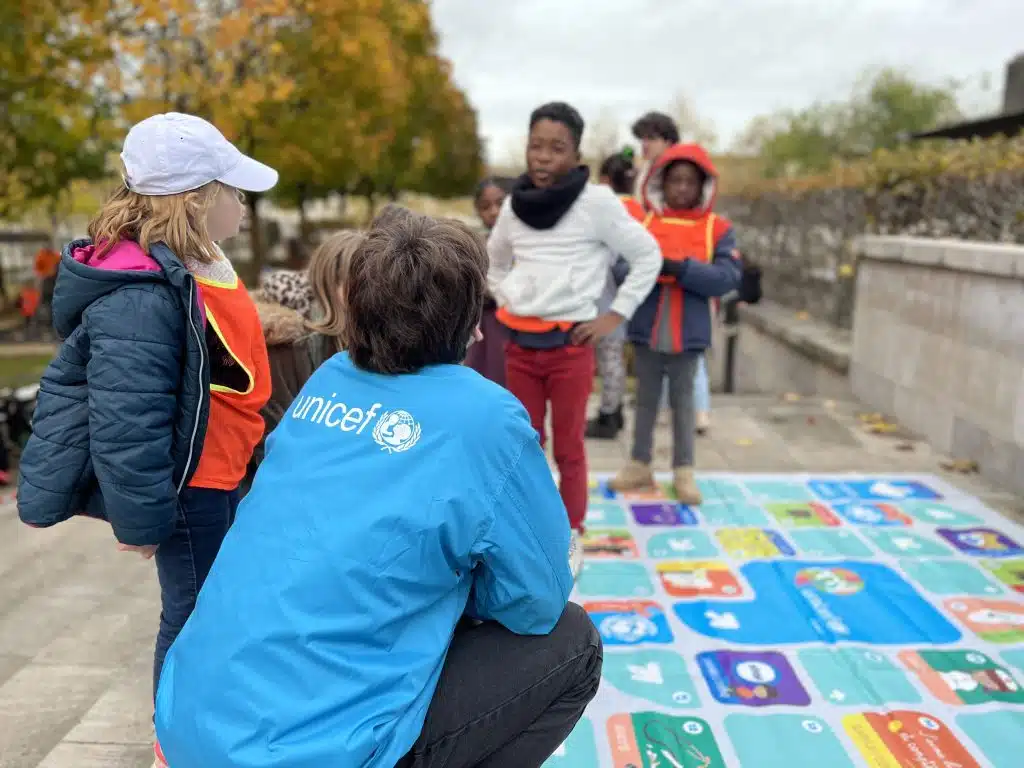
[610,143,740,504]
[17,112,278,721]
[585,150,640,440]
[489,102,661,535]
[465,177,513,385]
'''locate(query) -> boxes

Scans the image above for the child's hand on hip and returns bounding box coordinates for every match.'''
[572,312,623,345]
[117,542,158,559]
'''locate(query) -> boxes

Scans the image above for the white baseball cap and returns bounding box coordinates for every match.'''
[121,112,279,196]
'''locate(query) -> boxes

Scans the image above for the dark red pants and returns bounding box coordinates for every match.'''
[505,342,594,530]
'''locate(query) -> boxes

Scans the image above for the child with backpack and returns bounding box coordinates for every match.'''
[16,112,279,719]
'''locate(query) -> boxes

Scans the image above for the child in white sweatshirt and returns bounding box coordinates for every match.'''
[488,101,661,534]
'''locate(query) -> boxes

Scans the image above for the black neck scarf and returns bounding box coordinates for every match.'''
[510,166,590,230]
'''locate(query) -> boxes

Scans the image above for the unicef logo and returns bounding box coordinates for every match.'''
[372,410,422,454]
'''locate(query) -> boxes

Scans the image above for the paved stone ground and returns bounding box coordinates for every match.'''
[1,394,1020,767]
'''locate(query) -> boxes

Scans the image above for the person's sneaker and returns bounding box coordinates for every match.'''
[585,411,620,440]
[673,466,703,506]
[609,460,656,492]
[695,410,710,436]
[569,528,584,582]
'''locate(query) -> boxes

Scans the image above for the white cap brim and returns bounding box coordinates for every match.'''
[217,154,279,193]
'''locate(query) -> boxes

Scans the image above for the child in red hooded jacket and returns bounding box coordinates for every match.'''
[609,144,741,504]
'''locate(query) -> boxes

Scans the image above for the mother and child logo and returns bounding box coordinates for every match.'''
[290,393,422,454]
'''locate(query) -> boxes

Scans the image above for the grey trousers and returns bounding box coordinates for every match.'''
[632,346,699,468]
[595,336,626,414]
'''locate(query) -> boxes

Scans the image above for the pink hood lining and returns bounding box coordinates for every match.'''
[72,240,206,324]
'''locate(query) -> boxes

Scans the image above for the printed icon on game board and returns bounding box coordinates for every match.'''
[580,528,639,558]
[584,600,674,646]
[647,530,719,559]
[606,713,725,768]
[542,717,599,767]
[808,478,941,502]
[584,500,628,527]
[698,650,811,706]
[726,714,857,768]
[831,501,913,526]
[765,502,841,528]
[631,501,698,526]
[742,479,816,501]
[715,528,795,558]
[944,598,1024,643]
[798,648,922,706]
[602,649,701,708]
[937,527,1023,557]
[984,558,1024,593]
[899,649,1024,706]
[843,711,981,768]
[794,566,865,595]
[675,561,961,645]
[657,561,744,598]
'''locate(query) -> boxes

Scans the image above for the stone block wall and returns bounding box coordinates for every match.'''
[851,235,1024,494]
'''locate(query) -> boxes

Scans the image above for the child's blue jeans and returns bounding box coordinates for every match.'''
[153,486,239,698]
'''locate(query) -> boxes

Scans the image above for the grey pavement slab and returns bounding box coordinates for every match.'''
[2,394,1020,767]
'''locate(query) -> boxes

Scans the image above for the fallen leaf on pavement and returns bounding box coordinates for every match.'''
[940,458,979,474]
[735,438,754,447]
[795,311,809,320]
[783,392,801,402]
[866,422,900,435]
[823,400,836,409]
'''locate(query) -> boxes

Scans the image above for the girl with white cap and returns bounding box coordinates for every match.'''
[17,113,279,731]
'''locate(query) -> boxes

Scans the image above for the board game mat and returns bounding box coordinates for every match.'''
[543,473,1024,768]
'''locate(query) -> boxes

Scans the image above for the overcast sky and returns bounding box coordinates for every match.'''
[431,0,1024,164]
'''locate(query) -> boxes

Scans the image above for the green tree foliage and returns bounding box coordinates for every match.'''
[737,68,963,178]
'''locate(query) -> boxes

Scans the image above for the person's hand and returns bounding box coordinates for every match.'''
[571,311,624,346]
[117,542,158,559]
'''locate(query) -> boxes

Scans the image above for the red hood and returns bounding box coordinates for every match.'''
[642,143,718,217]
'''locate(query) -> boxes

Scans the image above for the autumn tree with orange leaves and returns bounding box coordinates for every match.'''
[2,0,482,269]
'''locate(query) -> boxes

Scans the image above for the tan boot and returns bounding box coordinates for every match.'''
[609,460,656,492]
[673,466,703,506]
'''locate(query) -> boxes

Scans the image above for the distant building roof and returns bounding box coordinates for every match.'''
[912,108,1024,141]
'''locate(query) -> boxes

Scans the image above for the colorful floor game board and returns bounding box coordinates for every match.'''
[545,473,1024,768]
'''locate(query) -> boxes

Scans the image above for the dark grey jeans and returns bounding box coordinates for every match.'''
[396,602,603,768]
[632,346,700,468]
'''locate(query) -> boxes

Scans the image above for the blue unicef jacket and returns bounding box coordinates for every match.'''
[155,352,574,768]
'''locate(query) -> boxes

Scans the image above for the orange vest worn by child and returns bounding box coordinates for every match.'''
[627,143,741,353]
[188,257,271,491]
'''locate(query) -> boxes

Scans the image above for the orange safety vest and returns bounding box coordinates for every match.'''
[19,286,40,318]
[643,212,719,283]
[188,271,272,491]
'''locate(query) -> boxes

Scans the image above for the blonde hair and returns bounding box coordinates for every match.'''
[306,230,366,346]
[88,180,227,265]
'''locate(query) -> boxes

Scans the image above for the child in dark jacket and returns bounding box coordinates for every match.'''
[16,112,279,730]
[610,143,741,504]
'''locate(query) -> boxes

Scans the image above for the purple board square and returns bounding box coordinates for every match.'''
[631,502,698,526]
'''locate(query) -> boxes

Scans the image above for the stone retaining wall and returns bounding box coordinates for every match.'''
[851,235,1024,494]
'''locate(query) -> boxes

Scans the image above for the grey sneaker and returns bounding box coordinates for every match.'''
[569,529,584,582]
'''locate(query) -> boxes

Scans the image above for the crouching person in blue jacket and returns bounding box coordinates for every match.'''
[154,211,603,768]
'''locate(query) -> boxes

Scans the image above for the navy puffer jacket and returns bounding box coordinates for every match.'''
[17,239,210,545]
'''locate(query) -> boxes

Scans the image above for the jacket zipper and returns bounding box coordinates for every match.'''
[178,277,205,494]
